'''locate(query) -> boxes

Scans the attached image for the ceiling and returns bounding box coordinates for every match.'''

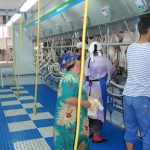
[0,0,53,17]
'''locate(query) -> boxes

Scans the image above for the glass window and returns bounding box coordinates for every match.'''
[3,27,8,38]
[0,27,3,38]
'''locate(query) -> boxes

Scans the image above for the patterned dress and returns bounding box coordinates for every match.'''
[53,71,90,150]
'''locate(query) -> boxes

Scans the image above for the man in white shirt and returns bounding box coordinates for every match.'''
[123,15,150,150]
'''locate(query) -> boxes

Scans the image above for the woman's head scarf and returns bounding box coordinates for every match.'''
[88,42,102,62]
[59,51,79,69]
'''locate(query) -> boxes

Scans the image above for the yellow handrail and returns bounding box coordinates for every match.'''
[15,13,22,97]
[33,0,40,115]
[12,23,15,86]
[74,0,88,149]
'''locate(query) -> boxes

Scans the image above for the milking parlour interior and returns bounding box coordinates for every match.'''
[0,0,149,150]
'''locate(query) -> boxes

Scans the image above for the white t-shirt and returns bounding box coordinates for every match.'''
[123,42,150,97]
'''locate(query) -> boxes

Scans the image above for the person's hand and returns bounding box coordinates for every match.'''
[88,96,93,100]
[113,60,119,67]
[81,101,91,109]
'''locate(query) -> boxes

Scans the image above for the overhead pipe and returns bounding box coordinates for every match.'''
[71,34,74,52]
[41,42,133,49]
[134,17,139,42]
[124,20,134,40]
[74,31,80,42]
[106,24,111,81]
[61,36,63,55]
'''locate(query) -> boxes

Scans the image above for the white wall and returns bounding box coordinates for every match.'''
[0,24,42,86]
[0,25,12,49]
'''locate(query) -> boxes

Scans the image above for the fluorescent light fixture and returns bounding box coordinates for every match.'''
[10,13,21,22]
[6,21,12,27]
[20,0,38,12]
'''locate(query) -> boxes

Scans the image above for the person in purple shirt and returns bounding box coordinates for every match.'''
[84,41,119,143]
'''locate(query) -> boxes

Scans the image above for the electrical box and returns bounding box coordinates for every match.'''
[134,0,148,11]
[65,20,73,30]
[47,27,53,34]
[101,7,112,21]
[54,24,62,32]
[80,15,90,26]
[41,29,45,36]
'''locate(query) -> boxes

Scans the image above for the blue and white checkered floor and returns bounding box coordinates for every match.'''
[0,85,142,150]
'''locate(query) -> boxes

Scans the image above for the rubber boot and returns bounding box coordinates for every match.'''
[92,134,107,143]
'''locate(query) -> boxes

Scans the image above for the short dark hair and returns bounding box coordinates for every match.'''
[138,14,150,35]
[67,55,81,71]
[75,48,80,53]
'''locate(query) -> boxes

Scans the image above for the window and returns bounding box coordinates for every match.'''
[0,26,8,38]
[0,27,3,38]
[3,27,8,38]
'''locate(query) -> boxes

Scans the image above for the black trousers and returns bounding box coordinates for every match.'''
[89,118,103,134]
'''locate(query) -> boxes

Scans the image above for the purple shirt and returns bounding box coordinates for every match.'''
[84,56,115,121]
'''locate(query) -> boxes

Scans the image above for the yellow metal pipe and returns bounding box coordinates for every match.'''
[33,0,40,115]
[15,13,22,97]
[74,0,88,149]
[12,23,15,86]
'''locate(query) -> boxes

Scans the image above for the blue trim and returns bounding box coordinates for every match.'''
[24,0,84,30]
[24,13,27,20]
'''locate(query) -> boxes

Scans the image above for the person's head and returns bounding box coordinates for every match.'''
[88,41,102,55]
[59,52,81,73]
[88,42,102,62]
[138,14,150,40]
[75,42,88,55]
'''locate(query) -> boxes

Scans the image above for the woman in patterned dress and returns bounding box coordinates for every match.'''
[53,52,91,150]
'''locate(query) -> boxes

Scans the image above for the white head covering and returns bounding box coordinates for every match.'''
[88,41,102,62]
[76,42,89,50]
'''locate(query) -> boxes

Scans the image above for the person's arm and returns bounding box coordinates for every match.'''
[65,98,91,109]
[112,60,119,74]
[106,59,119,75]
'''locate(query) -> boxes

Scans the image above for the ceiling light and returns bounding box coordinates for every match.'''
[6,21,12,27]
[19,0,38,12]
[10,13,21,22]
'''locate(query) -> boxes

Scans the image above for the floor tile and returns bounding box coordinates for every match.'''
[33,119,54,128]
[10,86,24,89]
[38,126,53,138]
[1,100,21,106]
[14,138,51,150]
[0,89,12,92]
[0,94,16,98]
[22,103,43,109]
[18,96,34,101]
[8,120,36,132]
[4,109,27,117]
[29,112,53,120]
